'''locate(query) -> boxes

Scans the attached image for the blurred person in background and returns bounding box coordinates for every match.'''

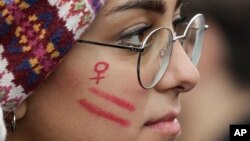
[178,0,250,141]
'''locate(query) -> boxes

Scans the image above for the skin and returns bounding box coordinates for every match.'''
[7,0,200,141]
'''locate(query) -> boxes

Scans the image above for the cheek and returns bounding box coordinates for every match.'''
[78,87,134,127]
[52,50,148,130]
[50,53,93,94]
[105,63,149,123]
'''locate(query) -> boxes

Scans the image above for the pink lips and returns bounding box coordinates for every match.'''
[145,112,181,136]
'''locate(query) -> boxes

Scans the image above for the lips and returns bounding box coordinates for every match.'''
[144,112,181,136]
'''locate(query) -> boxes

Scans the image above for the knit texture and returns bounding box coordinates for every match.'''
[0,0,104,112]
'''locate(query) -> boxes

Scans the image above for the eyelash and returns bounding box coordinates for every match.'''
[119,25,152,40]
[116,14,187,48]
[115,24,153,49]
[119,18,185,41]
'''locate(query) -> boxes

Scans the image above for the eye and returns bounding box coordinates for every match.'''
[117,23,152,48]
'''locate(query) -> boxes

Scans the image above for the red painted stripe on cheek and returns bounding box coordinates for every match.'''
[89,87,135,112]
[78,99,131,127]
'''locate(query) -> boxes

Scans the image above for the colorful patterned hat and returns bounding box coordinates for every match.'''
[0,0,105,112]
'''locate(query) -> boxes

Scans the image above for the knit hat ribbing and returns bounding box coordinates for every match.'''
[0,0,105,112]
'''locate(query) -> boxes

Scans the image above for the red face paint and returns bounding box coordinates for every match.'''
[88,87,135,112]
[79,99,130,127]
[89,62,109,84]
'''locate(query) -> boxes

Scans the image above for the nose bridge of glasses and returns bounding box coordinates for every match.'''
[173,24,202,42]
[174,14,204,39]
[174,33,186,39]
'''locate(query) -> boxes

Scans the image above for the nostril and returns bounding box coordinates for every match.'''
[175,86,185,93]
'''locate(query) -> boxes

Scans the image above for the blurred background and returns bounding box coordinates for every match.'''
[177,0,250,141]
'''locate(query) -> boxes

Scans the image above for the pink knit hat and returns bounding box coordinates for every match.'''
[0,0,105,112]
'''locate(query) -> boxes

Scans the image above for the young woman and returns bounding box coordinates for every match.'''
[0,0,208,141]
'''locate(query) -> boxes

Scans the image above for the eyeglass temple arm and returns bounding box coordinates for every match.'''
[78,40,144,52]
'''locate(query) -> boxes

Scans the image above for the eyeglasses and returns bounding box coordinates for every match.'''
[78,14,208,89]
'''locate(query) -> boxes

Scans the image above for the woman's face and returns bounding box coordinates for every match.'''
[17,0,200,141]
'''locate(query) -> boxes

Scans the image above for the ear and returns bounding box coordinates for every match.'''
[15,100,28,120]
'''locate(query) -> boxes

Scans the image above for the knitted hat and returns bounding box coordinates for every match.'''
[0,0,105,112]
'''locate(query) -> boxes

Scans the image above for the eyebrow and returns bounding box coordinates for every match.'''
[104,0,168,16]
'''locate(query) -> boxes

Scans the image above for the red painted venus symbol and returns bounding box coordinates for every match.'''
[90,62,109,84]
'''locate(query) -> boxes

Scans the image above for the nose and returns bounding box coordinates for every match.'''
[155,41,200,93]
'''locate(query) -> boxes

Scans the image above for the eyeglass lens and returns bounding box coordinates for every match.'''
[182,15,205,65]
[138,28,173,88]
[138,15,205,89]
